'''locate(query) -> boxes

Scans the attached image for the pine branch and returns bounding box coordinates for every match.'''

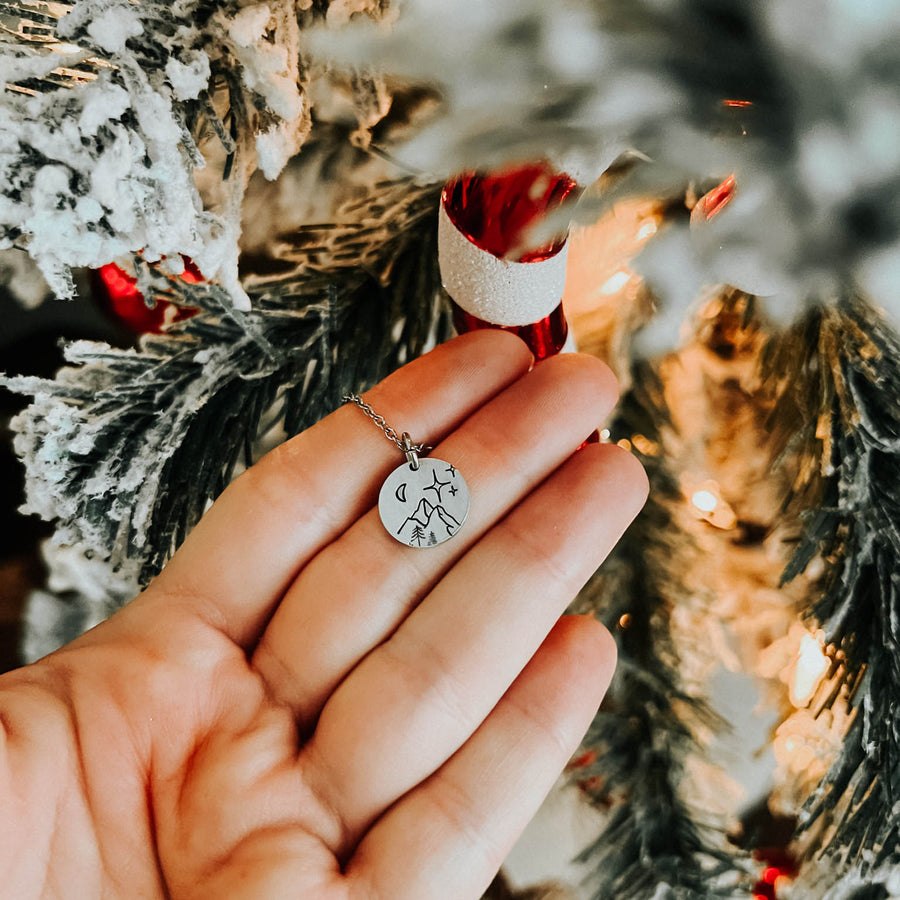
[2,180,450,590]
[483,871,574,900]
[1,0,384,302]
[766,296,900,889]
[572,363,749,899]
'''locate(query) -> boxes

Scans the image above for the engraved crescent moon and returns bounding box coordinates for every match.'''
[395,482,408,503]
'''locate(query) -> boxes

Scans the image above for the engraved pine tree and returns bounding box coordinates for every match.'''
[410,524,426,546]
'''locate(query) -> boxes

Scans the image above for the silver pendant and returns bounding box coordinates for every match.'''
[379,457,470,548]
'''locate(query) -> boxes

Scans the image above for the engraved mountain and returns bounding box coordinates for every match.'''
[397,497,461,545]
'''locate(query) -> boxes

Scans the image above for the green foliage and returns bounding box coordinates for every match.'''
[3,180,451,587]
[766,297,900,888]
[572,363,749,899]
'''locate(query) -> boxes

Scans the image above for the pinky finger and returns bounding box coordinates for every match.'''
[345,615,617,900]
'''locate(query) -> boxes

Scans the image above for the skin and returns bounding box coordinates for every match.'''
[0,331,648,899]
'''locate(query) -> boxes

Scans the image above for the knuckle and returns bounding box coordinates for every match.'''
[382,637,475,737]
[237,438,336,529]
[426,776,505,870]
[502,513,579,590]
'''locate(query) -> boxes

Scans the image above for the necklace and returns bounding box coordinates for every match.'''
[343,393,470,548]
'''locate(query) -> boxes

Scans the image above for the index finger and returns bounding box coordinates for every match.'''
[144,330,534,646]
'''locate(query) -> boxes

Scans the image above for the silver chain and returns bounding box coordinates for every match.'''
[342,393,432,455]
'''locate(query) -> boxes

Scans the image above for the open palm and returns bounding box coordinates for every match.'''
[0,332,647,899]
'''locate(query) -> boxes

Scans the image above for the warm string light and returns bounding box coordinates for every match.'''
[766,623,849,798]
[762,623,833,711]
[636,220,658,241]
[791,632,830,708]
[691,489,717,513]
[561,197,663,358]
[752,865,794,900]
[681,476,738,529]
[600,270,632,294]
[751,848,796,900]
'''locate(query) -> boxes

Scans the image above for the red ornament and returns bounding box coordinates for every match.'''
[693,173,737,223]
[568,749,598,770]
[442,162,579,263]
[94,258,201,334]
[451,303,569,363]
[439,162,579,362]
[750,848,796,899]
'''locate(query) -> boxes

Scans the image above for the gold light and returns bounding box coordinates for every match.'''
[691,489,718,513]
[790,631,830,708]
[600,270,631,294]
[683,477,737,530]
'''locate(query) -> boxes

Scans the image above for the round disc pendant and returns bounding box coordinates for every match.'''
[378,458,470,547]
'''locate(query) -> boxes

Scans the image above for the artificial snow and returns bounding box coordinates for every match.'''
[256,121,303,180]
[165,51,211,101]
[85,8,143,54]
[227,4,273,46]
[0,0,319,308]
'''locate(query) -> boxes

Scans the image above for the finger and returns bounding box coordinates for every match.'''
[141,330,533,646]
[345,615,616,900]
[299,442,647,855]
[252,353,618,727]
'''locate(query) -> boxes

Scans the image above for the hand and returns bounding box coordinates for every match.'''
[0,331,647,899]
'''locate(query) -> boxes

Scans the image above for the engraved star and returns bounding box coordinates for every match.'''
[445,464,457,478]
[423,470,451,504]
[448,484,458,497]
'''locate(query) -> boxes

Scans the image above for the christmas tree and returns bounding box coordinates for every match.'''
[2,1,900,897]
